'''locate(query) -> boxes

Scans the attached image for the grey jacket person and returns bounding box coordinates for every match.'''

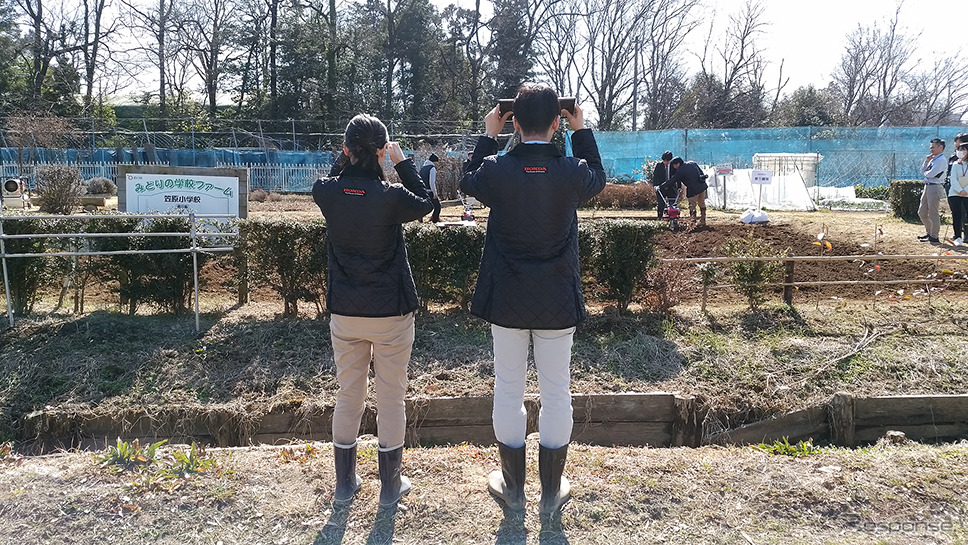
[460,129,606,330]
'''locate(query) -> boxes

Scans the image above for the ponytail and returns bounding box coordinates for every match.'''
[343,114,388,180]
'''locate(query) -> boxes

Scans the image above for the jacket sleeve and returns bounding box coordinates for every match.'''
[924,156,946,179]
[460,135,500,205]
[393,158,434,222]
[570,129,607,205]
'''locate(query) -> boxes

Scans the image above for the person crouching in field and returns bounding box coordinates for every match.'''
[667,156,708,227]
[312,114,433,506]
[461,83,606,515]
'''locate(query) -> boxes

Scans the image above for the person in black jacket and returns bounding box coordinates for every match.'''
[652,150,678,219]
[667,156,708,227]
[461,83,606,515]
[419,153,441,222]
[312,114,433,507]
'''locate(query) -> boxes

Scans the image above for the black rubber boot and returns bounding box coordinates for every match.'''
[487,442,526,510]
[538,444,571,515]
[378,446,411,506]
[333,443,362,502]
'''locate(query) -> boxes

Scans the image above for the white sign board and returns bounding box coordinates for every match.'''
[126,173,240,216]
[715,163,733,176]
[751,170,773,185]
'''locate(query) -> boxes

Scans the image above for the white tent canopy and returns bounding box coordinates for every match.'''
[705,167,818,211]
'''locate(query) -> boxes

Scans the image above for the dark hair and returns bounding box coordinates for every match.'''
[960,143,968,153]
[343,114,389,180]
[512,83,559,136]
[661,151,673,161]
[931,138,945,149]
[429,153,439,162]
[671,157,684,166]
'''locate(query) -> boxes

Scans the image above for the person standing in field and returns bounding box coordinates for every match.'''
[419,153,442,223]
[312,114,433,507]
[947,143,968,246]
[918,138,947,244]
[652,150,678,220]
[461,83,606,516]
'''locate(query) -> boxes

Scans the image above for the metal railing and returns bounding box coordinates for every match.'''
[0,162,333,193]
[0,210,237,332]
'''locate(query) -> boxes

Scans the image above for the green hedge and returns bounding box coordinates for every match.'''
[889,179,924,219]
[2,217,672,318]
[239,219,327,316]
[855,184,889,200]
[588,220,662,313]
[239,219,665,314]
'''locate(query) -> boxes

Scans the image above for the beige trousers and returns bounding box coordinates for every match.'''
[329,312,414,450]
[687,190,707,218]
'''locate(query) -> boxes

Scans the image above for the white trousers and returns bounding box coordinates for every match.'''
[491,324,575,450]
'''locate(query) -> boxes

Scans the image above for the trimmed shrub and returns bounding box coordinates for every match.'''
[404,223,485,310]
[119,215,212,315]
[593,219,661,313]
[584,183,656,210]
[83,214,142,314]
[240,219,327,316]
[720,232,788,310]
[85,176,117,195]
[0,215,70,315]
[889,179,923,219]
[855,184,888,201]
[35,165,85,214]
[577,223,599,297]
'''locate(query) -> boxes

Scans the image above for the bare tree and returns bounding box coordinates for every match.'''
[121,0,185,120]
[80,0,120,114]
[15,0,85,103]
[533,0,583,99]
[638,0,700,130]
[686,0,774,128]
[578,0,650,130]
[183,0,237,117]
[831,5,918,126]
[908,56,968,126]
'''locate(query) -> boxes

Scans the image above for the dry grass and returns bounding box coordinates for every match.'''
[0,438,965,544]
[3,296,968,444]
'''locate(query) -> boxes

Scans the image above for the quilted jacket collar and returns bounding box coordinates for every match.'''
[508,142,562,159]
[339,163,382,179]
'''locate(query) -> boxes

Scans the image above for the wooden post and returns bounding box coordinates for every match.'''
[672,395,701,447]
[828,392,855,447]
[783,260,795,305]
[235,244,249,304]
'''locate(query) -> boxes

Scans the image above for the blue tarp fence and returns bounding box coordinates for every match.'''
[2,125,963,191]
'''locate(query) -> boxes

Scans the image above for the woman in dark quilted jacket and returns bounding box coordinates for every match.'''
[312,114,433,507]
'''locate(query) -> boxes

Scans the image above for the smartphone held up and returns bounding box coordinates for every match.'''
[498,97,576,117]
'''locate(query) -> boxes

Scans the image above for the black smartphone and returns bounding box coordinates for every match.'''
[498,99,514,116]
[558,97,576,115]
[498,97,576,116]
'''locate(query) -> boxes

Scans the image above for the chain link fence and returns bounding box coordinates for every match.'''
[0,119,963,194]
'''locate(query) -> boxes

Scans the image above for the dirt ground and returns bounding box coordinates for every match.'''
[0,437,965,544]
